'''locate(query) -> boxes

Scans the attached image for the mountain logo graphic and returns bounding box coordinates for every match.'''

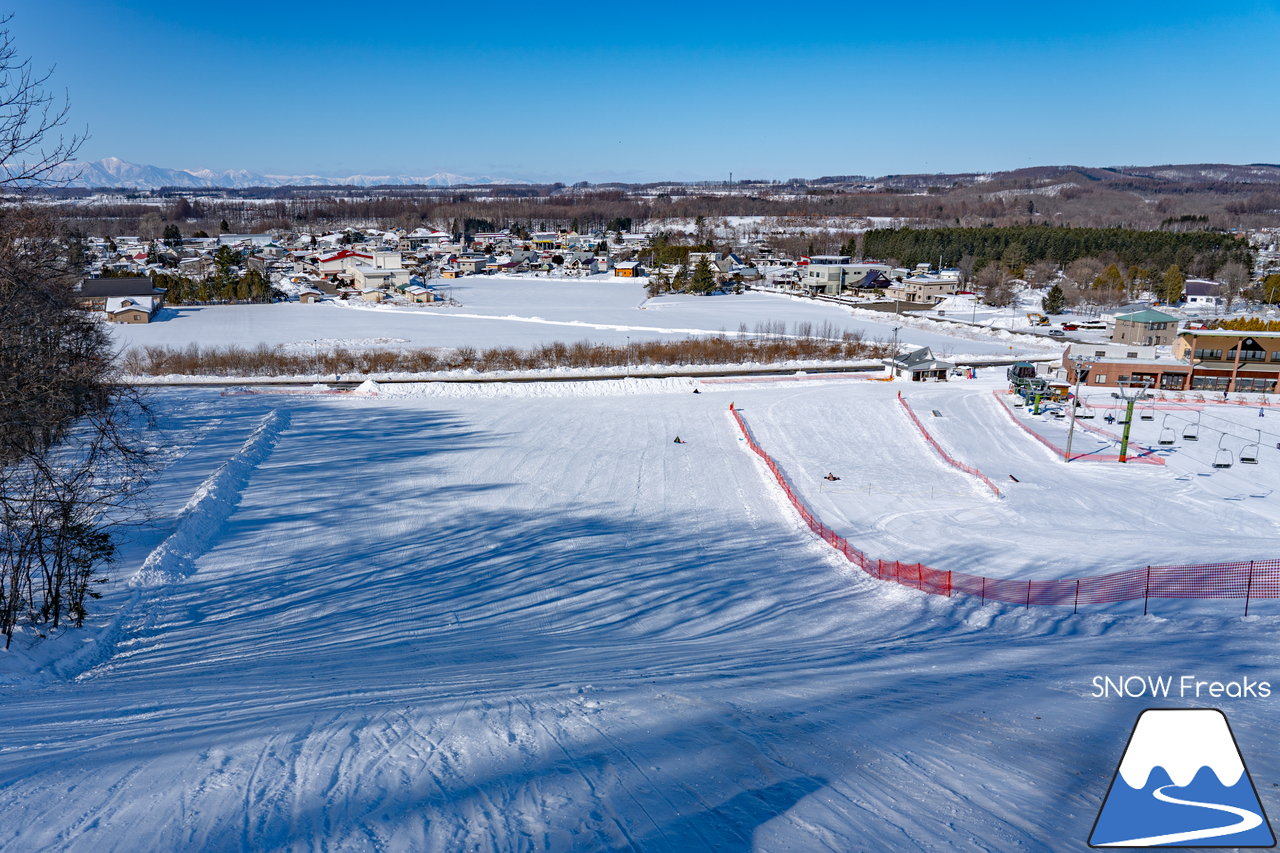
[1090,708,1275,847]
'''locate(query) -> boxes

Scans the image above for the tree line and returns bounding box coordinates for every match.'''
[857,225,1254,280]
[151,246,274,304]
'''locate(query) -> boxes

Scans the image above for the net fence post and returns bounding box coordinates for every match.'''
[1143,566,1151,616]
[980,576,985,605]
[1074,579,1080,615]
[1245,561,1255,617]
[1025,580,1031,610]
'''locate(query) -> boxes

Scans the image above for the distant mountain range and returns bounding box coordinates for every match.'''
[18,157,1280,194]
[38,158,520,189]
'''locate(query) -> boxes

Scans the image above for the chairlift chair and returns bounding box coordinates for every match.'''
[1213,433,1234,469]
[1140,402,1155,421]
[1183,411,1201,441]
[1158,414,1175,446]
[1241,429,1260,465]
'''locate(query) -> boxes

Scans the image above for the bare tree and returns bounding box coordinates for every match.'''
[1217,261,1249,312]
[0,22,151,646]
[0,16,85,188]
[976,263,1017,308]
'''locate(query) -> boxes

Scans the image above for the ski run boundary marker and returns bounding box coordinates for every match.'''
[729,403,1278,613]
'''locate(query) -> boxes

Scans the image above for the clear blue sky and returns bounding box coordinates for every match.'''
[10,1,1280,182]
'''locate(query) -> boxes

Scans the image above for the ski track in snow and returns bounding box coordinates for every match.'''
[1,380,1278,851]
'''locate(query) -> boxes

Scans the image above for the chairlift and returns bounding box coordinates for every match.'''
[1140,401,1155,421]
[1241,429,1260,465]
[1183,411,1201,442]
[1076,398,1095,419]
[1213,433,1234,469]
[1158,414,1175,446]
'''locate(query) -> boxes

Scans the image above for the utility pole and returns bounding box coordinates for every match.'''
[1064,355,1092,462]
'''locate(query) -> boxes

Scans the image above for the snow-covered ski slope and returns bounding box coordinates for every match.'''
[2,376,1278,852]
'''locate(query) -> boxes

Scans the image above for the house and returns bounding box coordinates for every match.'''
[298,288,324,303]
[402,284,438,303]
[440,267,462,279]
[351,263,411,291]
[883,347,955,381]
[104,296,155,324]
[1173,329,1280,393]
[359,289,385,303]
[77,276,166,311]
[884,274,961,304]
[317,249,373,276]
[1062,343,1191,392]
[1111,308,1179,346]
[457,256,490,275]
[1183,279,1225,310]
[614,261,643,278]
[801,263,888,295]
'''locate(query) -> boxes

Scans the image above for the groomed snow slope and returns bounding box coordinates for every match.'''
[1,381,1277,851]
[739,375,1280,577]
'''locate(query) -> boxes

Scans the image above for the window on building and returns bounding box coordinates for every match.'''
[1191,376,1230,391]
[1095,350,1106,358]
[1127,352,1138,358]
[1094,374,1107,384]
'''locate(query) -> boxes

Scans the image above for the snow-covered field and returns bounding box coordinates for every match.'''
[2,376,1278,851]
[106,277,1044,358]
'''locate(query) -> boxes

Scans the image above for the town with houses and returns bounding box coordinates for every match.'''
[75,218,1280,398]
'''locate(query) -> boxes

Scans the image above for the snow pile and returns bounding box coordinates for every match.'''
[130,410,290,588]
[353,379,382,396]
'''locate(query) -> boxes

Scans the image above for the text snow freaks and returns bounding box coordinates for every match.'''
[1090,675,1271,700]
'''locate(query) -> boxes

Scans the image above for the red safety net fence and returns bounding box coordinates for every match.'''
[729,403,1279,613]
[896,394,1002,497]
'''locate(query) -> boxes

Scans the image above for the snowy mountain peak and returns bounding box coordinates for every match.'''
[46,158,521,189]
[1118,709,1245,790]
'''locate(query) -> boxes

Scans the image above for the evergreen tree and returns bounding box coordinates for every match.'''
[1042,283,1065,315]
[219,218,230,232]
[162,223,182,247]
[691,257,717,295]
[1160,264,1185,304]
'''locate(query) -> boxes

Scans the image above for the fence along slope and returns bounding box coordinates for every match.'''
[895,393,1001,498]
[728,404,1279,611]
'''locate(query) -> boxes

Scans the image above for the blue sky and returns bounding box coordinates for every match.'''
[10,1,1280,181]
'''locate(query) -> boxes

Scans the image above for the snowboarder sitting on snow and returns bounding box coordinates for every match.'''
[823,472,840,481]
[673,436,685,444]
[692,388,700,394]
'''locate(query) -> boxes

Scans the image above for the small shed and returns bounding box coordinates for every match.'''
[298,288,324,303]
[614,261,643,278]
[359,289,385,303]
[883,346,955,381]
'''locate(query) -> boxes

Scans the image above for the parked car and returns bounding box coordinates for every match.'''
[1062,323,1079,331]
[1048,329,1066,337]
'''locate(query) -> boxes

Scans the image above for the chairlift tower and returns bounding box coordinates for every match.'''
[1064,355,1092,462]
[1115,377,1153,463]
